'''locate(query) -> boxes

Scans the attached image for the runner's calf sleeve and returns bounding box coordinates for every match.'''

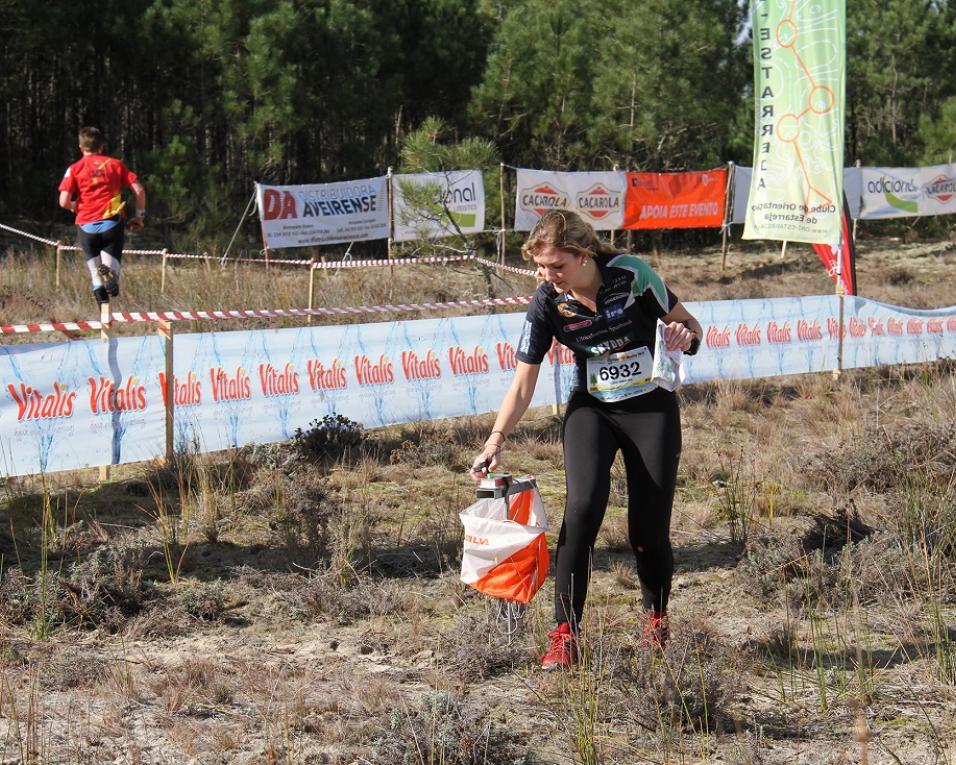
[100,252,121,283]
[85,257,104,288]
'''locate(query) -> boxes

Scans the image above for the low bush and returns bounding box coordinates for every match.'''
[369,691,535,765]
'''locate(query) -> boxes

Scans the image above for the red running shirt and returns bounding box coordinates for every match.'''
[58,154,138,225]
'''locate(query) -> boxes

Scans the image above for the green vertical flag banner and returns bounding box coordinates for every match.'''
[744,0,846,245]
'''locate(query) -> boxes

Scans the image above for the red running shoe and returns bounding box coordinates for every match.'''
[541,622,577,670]
[643,610,669,650]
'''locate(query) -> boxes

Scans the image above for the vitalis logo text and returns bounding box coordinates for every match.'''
[7,382,77,421]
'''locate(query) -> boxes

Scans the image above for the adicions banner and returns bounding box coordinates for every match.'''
[0,336,166,476]
[623,170,727,229]
[392,171,486,242]
[860,164,956,219]
[256,178,389,249]
[732,166,861,225]
[514,170,625,231]
[744,0,846,244]
[2,297,953,476]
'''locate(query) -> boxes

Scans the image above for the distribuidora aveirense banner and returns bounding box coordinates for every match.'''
[744,0,846,245]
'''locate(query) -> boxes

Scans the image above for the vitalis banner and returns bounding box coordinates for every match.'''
[860,164,956,219]
[0,336,166,476]
[170,319,574,455]
[2,298,953,476]
[744,0,846,245]
[514,170,626,231]
[256,178,389,249]
[392,171,486,242]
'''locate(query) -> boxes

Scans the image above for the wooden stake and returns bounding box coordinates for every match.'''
[99,301,111,481]
[308,258,318,325]
[159,320,174,463]
[833,287,845,380]
[610,164,619,247]
[780,240,788,259]
[498,162,507,264]
[386,166,394,260]
[264,246,271,271]
[160,248,168,294]
[54,241,62,289]
[721,162,734,271]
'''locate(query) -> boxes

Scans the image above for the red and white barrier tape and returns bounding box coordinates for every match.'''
[0,295,534,335]
[3,223,542,277]
[476,257,537,277]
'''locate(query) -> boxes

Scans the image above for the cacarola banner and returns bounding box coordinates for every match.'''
[514,169,626,231]
[1,297,954,477]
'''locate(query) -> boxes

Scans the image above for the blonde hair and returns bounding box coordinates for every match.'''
[520,209,619,262]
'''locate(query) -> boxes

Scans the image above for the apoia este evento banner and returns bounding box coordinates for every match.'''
[744,0,846,245]
[1,297,953,476]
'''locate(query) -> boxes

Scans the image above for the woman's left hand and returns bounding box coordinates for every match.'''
[663,321,696,352]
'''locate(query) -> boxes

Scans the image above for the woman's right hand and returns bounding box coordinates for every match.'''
[469,444,501,481]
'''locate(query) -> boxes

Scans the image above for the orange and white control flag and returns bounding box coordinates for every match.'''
[459,477,550,605]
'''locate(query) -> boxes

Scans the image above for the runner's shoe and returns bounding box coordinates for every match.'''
[97,265,119,297]
[93,286,109,305]
[541,622,577,670]
[642,610,669,651]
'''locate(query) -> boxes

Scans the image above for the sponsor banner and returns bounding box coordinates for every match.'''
[0,336,166,476]
[514,169,626,231]
[841,298,956,369]
[683,295,956,382]
[392,170,486,242]
[4,297,953,476]
[623,169,727,230]
[744,0,846,244]
[256,178,389,249]
[732,166,861,224]
[171,315,574,453]
[860,164,956,219]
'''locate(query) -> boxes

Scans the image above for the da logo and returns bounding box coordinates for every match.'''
[576,184,621,220]
[520,183,570,217]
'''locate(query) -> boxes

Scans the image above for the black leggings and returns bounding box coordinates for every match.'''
[77,221,124,262]
[555,388,681,626]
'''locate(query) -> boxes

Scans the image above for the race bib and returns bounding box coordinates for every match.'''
[586,346,655,402]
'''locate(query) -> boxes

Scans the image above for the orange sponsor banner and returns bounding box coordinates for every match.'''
[624,169,728,229]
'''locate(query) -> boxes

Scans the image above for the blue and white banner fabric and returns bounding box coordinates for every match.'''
[171,317,573,454]
[2,297,954,476]
[0,335,166,476]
